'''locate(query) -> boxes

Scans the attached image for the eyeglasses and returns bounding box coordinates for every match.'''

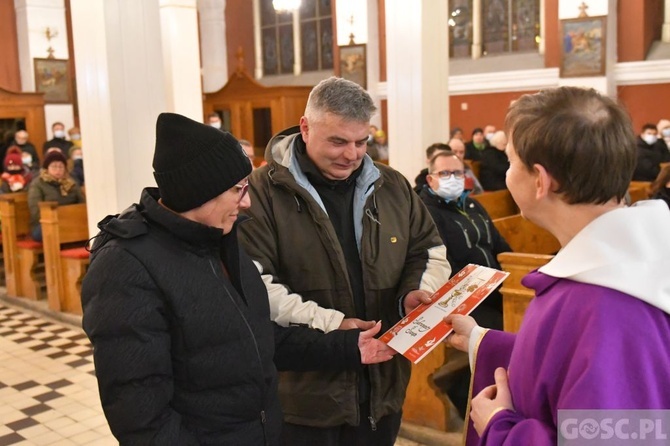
[235,181,249,203]
[430,170,465,179]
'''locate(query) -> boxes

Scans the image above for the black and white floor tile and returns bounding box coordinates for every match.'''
[0,303,115,445]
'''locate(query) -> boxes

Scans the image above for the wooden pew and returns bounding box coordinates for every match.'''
[492,214,560,333]
[628,181,651,204]
[497,252,554,333]
[39,202,89,315]
[402,344,452,431]
[472,189,519,219]
[0,193,45,299]
[493,214,560,255]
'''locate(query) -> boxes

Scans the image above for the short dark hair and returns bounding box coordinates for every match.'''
[429,150,463,172]
[505,87,636,205]
[641,123,657,133]
[425,142,450,159]
[471,128,483,136]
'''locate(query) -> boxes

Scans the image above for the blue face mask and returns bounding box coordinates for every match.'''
[435,176,465,201]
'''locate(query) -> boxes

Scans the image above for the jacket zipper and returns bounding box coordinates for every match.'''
[212,259,269,444]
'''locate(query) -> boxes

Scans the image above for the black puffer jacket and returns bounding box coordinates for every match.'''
[81,188,361,446]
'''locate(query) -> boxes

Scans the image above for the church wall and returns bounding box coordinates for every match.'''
[448,90,538,138]
[225,0,255,75]
[0,0,21,91]
[618,82,670,132]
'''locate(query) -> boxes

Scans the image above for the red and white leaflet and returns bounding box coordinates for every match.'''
[380,264,509,364]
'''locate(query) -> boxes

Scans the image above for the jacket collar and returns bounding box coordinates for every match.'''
[140,187,233,250]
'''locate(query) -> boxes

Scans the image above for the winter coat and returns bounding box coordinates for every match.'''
[81,188,362,445]
[238,127,451,428]
[27,175,85,229]
[479,147,509,191]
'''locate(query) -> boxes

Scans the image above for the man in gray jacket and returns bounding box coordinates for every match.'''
[238,77,450,445]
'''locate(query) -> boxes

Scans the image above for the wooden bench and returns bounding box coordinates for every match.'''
[628,181,652,204]
[472,189,519,219]
[492,214,560,255]
[402,344,452,431]
[0,192,45,299]
[39,202,89,315]
[492,214,560,333]
[497,252,554,333]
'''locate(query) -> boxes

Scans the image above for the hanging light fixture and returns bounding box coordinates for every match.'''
[272,0,301,12]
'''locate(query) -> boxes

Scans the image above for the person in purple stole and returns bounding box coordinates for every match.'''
[446,86,670,445]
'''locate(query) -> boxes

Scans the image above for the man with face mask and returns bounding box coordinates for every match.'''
[206,112,223,130]
[632,123,670,181]
[9,130,39,165]
[42,121,73,155]
[418,150,511,420]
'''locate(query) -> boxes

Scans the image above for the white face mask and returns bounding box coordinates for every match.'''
[485,132,495,141]
[70,133,81,141]
[209,121,222,130]
[22,155,32,165]
[662,128,670,138]
[435,176,465,201]
[642,134,658,145]
[54,130,66,138]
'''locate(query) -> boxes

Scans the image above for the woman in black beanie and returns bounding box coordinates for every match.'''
[27,148,85,241]
[80,112,394,445]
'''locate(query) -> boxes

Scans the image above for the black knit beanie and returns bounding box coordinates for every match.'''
[152,113,252,212]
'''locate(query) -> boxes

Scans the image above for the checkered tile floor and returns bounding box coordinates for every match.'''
[0,303,116,445]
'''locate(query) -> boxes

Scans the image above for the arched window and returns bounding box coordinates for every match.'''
[258,0,333,77]
[450,0,541,59]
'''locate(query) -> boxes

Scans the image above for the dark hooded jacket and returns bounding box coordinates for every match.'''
[81,188,361,445]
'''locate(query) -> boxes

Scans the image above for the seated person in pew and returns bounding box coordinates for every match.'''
[27,149,85,241]
[649,164,670,208]
[478,131,509,191]
[419,150,511,419]
[1,146,33,193]
[80,113,395,445]
[414,140,483,195]
[446,87,670,445]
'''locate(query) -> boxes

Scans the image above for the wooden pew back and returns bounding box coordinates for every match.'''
[39,202,89,314]
[472,189,519,219]
[628,181,652,204]
[492,214,559,333]
[493,214,560,255]
[497,252,554,333]
[0,192,36,297]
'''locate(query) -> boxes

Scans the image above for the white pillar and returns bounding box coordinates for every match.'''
[14,0,74,138]
[385,0,449,182]
[253,0,263,79]
[365,0,381,129]
[70,0,168,236]
[292,10,301,75]
[160,0,203,120]
[663,0,670,42]
[198,0,229,92]
[471,0,482,59]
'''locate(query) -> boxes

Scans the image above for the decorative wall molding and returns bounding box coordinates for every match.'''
[615,60,670,85]
[448,68,560,95]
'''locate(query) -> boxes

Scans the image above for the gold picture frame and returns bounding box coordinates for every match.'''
[33,58,72,104]
[339,44,367,89]
[560,16,607,78]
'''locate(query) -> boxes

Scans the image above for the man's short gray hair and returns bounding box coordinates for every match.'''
[305,77,376,123]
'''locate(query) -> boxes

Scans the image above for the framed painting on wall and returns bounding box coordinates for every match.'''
[339,44,367,89]
[560,16,607,78]
[33,58,72,104]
